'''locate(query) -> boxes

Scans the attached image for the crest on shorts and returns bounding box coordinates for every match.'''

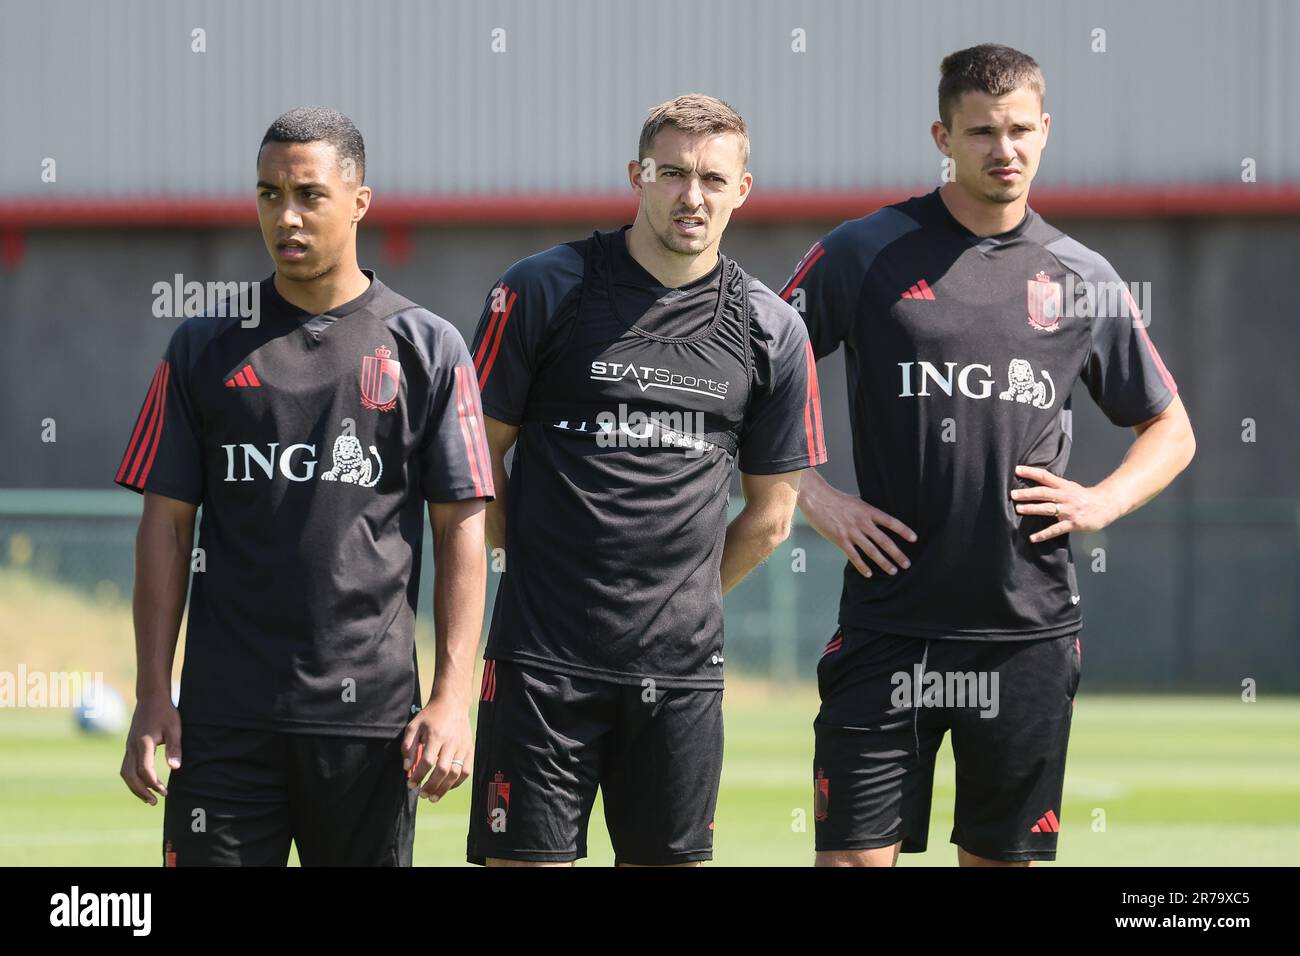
[1026,271,1062,332]
[487,771,511,833]
[814,768,829,822]
[360,345,401,412]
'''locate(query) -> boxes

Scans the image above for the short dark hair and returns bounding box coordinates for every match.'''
[938,44,1045,128]
[259,106,366,185]
[639,93,750,169]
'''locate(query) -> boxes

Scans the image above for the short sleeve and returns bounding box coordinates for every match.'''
[467,283,539,427]
[738,284,829,475]
[1079,271,1179,427]
[778,226,860,360]
[114,331,204,504]
[419,330,496,503]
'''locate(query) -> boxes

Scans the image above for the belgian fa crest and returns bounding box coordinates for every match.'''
[1027,271,1063,333]
[361,345,401,412]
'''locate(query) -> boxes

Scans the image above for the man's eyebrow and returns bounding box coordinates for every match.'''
[256,180,328,191]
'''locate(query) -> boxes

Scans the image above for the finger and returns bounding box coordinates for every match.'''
[406,739,430,786]
[448,752,473,790]
[851,530,897,576]
[869,509,917,544]
[866,526,911,570]
[404,736,424,778]
[1015,503,1063,517]
[437,755,469,797]
[1029,521,1072,544]
[419,744,454,801]
[135,735,168,800]
[838,535,874,579]
[1015,465,1062,486]
[165,718,182,770]
[1010,485,1063,502]
[120,754,154,804]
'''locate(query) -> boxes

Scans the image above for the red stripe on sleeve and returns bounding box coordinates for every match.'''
[116,361,165,483]
[242,364,261,387]
[780,243,825,301]
[128,361,170,487]
[477,290,517,389]
[1123,287,1178,394]
[806,341,827,463]
[453,366,487,497]
[473,284,509,372]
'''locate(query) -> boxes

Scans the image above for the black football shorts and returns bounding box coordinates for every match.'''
[813,626,1081,862]
[161,723,418,866]
[467,659,723,866]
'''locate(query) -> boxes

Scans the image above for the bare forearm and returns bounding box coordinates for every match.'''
[430,512,488,705]
[721,506,793,593]
[796,466,834,518]
[1096,414,1196,519]
[485,456,509,554]
[132,514,192,698]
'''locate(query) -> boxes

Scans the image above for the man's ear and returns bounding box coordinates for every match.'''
[931,120,952,157]
[627,159,649,193]
[733,170,754,207]
[353,185,373,224]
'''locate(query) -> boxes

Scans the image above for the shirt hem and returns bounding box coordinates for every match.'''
[179,714,409,738]
[489,651,724,691]
[839,614,1083,641]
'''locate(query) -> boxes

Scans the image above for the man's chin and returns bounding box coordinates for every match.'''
[274,258,331,282]
[981,178,1028,204]
[657,230,710,257]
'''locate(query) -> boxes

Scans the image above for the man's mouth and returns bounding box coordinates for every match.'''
[277,238,309,258]
[673,215,706,234]
[988,167,1021,181]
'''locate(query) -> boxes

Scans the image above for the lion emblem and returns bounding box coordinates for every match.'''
[319,434,383,487]
[998,359,1055,409]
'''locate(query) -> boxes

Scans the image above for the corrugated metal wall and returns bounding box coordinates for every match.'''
[4,0,1298,196]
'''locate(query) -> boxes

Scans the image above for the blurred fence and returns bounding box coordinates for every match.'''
[3,490,1296,690]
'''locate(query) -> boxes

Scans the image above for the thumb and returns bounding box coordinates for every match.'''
[165,714,183,769]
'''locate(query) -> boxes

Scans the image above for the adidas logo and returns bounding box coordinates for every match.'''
[1030,809,1060,833]
[901,279,936,301]
[224,364,262,388]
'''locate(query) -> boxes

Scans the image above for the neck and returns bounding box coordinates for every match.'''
[274,258,371,315]
[625,214,719,288]
[939,182,1029,238]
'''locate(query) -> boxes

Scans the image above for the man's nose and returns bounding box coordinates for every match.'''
[680,175,704,208]
[277,202,304,229]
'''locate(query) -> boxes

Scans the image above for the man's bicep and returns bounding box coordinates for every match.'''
[427,498,487,538]
[740,469,802,509]
[1131,392,1188,437]
[140,491,198,531]
[484,416,519,461]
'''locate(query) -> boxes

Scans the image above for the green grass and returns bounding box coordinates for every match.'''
[1,690,1297,866]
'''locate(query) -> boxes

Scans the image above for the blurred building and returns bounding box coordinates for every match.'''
[2,0,1297,688]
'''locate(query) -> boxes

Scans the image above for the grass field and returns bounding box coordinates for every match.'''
[3,568,1298,866]
[2,690,1298,866]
